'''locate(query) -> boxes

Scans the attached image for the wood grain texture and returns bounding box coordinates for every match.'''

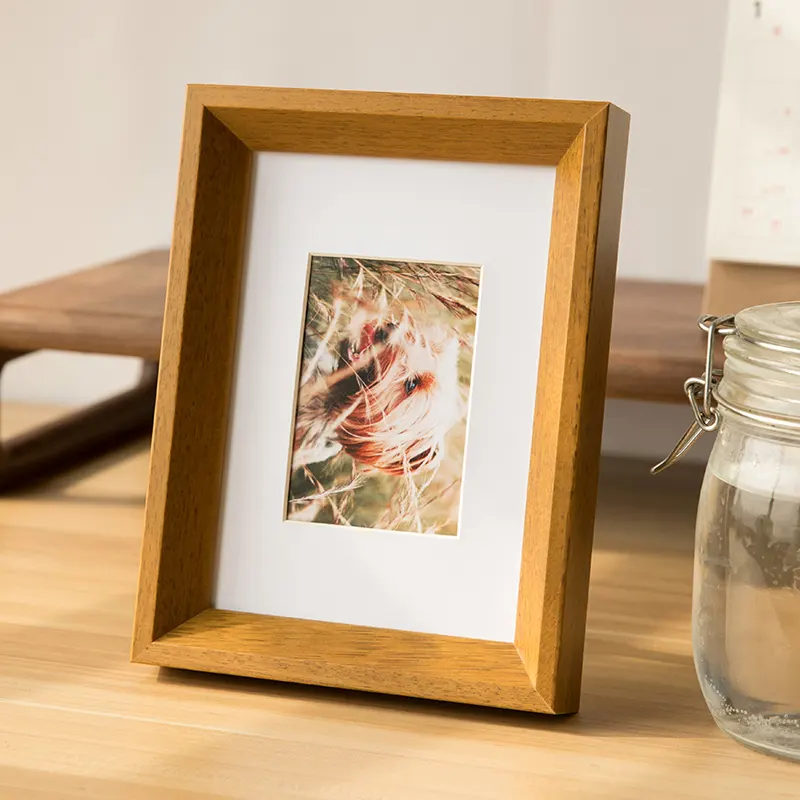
[139,609,550,713]
[608,280,706,403]
[198,84,607,166]
[0,249,168,360]
[2,414,797,799]
[553,105,630,709]
[133,86,629,715]
[516,106,629,712]
[132,96,252,650]
[0,250,166,490]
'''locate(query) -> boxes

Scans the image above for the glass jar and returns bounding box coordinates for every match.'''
[657,303,800,761]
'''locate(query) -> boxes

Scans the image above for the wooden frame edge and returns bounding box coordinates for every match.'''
[132,88,254,658]
[131,86,629,716]
[515,104,630,713]
[194,84,606,166]
[133,608,554,713]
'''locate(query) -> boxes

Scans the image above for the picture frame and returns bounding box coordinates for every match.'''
[132,85,629,715]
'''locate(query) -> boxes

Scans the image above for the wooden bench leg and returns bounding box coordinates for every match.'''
[0,353,158,491]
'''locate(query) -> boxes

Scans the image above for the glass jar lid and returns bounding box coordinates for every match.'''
[652,304,800,474]
[719,301,800,425]
[736,302,800,355]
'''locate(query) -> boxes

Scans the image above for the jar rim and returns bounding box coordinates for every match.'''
[715,390,800,432]
[736,301,800,355]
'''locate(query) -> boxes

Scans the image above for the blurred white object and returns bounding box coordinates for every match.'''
[706,0,800,266]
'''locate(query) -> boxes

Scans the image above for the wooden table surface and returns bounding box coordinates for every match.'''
[0,404,796,798]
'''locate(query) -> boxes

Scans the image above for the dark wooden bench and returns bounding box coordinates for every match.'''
[608,279,705,404]
[0,247,703,489]
[0,249,169,489]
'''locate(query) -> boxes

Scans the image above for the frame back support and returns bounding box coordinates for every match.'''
[133,86,629,715]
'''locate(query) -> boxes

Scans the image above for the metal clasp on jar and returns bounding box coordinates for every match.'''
[651,314,736,475]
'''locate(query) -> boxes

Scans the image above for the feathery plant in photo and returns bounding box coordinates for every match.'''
[287,255,480,535]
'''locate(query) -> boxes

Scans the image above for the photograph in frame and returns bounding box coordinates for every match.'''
[287,254,481,536]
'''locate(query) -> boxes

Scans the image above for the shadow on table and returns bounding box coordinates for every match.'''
[154,643,708,741]
[1,435,149,507]
[0,449,711,741]
[150,456,712,738]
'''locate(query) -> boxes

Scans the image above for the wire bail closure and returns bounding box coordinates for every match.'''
[651,314,736,475]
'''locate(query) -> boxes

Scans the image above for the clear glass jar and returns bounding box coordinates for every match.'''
[692,303,800,760]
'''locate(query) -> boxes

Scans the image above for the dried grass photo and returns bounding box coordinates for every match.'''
[286,254,481,535]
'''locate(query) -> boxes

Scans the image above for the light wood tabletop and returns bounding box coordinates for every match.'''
[0,404,796,798]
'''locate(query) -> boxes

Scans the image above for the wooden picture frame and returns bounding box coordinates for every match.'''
[132,85,629,715]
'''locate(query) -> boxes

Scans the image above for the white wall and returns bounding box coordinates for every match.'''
[542,0,730,460]
[0,0,730,463]
[547,0,729,283]
[0,0,550,404]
